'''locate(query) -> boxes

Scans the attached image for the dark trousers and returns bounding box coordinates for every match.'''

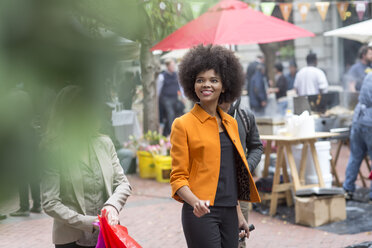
[159,96,184,136]
[55,243,95,248]
[19,179,40,210]
[343,123,372,199]
[182,203,239,248]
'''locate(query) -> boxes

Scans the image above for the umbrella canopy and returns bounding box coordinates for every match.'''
[151,0,314,51]
[324,19,372,43]
[160,49,189,60]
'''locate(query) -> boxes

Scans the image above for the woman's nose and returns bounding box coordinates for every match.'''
[202,80,212,87]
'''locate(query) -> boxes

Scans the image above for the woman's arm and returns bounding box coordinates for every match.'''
[245,112,264,172]
[170,119,210,218]
[103,137,132,224]
[41,162,96,232]
[176,186,210,217]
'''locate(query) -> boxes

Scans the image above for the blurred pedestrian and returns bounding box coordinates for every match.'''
[170,45,261,248]
[249,64,267,116]
[268,62,288,116]
[157,58,184,136]
[41,86,132,248]
[220,98,263,248]
[7,85,41,217]
[285,60,297,90]
[345,45,372,92]
[343,73,372,203]
[246,55,264,91]
[294,52,328,96]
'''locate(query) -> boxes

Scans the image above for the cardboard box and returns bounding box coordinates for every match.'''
[295,195,346,227]
[255,117,285,135]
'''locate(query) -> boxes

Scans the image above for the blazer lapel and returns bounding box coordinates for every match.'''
[92,140,113,196]
[67,157,86,214]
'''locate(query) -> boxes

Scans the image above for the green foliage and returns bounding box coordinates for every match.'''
[142,0,190,42]
[278,45,295,60]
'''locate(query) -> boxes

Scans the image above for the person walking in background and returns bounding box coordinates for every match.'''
[294,52,328,96]
[220,98,263,248]
[268,62,288,116]
[7,85,42,217]
[345,45,372,92]
[249,64,267,116]
[41,86,132,248]
[343,73,372,203]
[246,54,264,92]
[285,60,297,90]
[157,58,184,136]
[170,45,261,248]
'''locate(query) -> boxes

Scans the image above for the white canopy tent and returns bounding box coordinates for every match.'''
[324,19,372,43]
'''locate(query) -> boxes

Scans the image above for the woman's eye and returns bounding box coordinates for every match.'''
[196,79,204,83]
[212,79,218,83]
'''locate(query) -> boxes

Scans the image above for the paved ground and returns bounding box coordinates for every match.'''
[0,143,371,248]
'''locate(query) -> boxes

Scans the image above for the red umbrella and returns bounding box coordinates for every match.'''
[151,0,314,51]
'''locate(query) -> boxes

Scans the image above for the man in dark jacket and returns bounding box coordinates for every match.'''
[220,97,263,248]
[246,55,264,92]
[157,59,184,136]
[249,64,267,116]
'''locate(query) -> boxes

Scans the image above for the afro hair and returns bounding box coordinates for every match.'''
[178,45,244,103]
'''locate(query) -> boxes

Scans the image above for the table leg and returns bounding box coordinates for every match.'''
[309,141,325,187]
[365,156,371,172]
[330,140,342,186]
[359,171,367,187]
[263,140,272,178]
[269,144,283,216]
[334,140,343,166]
[284,143,301,191]
[299,143,308,185]
[280,153,293,207]
[330,157,341,187]
[358,157,371,187]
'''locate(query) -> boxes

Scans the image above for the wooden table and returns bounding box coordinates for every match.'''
[260,132,339,216]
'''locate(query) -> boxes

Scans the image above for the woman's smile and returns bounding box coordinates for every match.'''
[201,89,213,96]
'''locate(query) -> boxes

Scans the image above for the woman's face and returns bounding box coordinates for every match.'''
[194,69,224,105]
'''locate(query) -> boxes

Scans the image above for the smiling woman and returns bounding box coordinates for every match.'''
[170,45,260,248]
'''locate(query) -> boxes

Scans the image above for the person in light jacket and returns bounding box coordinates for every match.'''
[170,45,261,248]
[41,86,132,248]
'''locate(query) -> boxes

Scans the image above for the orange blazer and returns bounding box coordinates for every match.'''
[170,104,261,205]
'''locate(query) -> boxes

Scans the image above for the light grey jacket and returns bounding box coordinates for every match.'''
[41,135,132,245]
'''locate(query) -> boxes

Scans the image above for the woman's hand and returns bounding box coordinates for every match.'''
[192,200,210,218]
[93,218,100,230]
[238,217,250,240]
[101,205,119,226]
[176,186,211,218]
[237,204,250,240]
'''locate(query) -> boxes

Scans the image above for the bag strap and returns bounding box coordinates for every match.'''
[237,108,250,134]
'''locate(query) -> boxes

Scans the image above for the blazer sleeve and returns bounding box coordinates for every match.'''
[104,138,132,212]
[170,118,190,202]
[41,157,96,233]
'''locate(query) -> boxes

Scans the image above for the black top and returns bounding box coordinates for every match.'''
[214,131,238,207]
[275,74,288,99]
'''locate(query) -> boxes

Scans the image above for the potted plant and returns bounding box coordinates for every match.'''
[125,131,171,179]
